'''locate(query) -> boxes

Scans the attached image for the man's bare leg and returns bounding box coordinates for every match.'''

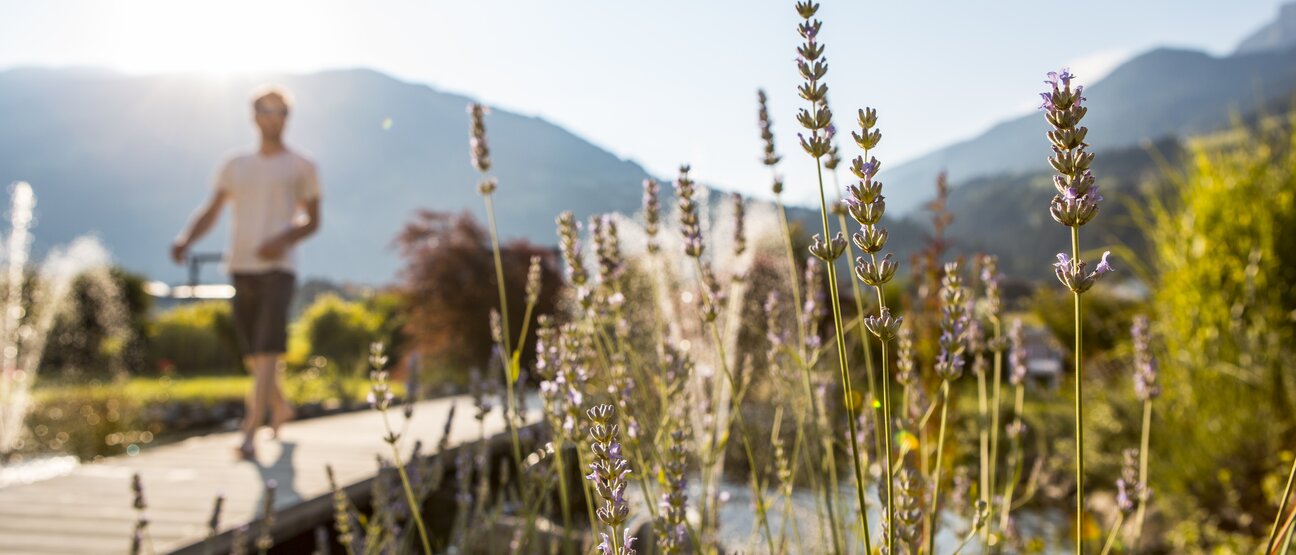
[268,357,295,438]
[240,354,275,457]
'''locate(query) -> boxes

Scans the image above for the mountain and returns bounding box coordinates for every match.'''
[0,67,650,284]
[1236,2,1296,55]
[914,136,1186,280]
[885,5,1296,215]
[0,67,922,286]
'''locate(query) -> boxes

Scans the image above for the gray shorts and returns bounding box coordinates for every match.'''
[231,271,295,355]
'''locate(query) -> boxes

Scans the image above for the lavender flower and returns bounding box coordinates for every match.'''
[129,473,149,555]
[534,316,565,420]
[656,430,689,555]
[255,479,277,552]
[864,306,903,342]
[802,257,826,350]
[451,449,474,547]
[231,526,249,555]
[732,193,747,256]
[758,89,782,168]
[809,231,847,261]
[367,343,394,413]
[467,103,492,174]
[765,291,786,355]
[1116,448,1143,514]
[881,467,923,555]
[1131,315,1160,401]
[525,255,543,305]
[794,1,832,158]
[981,254,1003,322]
[675,165,704,258]
[586,404,637,555]
[643,179,661,253]
[1009,319,1028,386]
[556,211,589,288]
[207,492,225,540]
[935,262,970,380]
[895,323,916,386]
[131,472,146,511]
[591,215,624,288]
[469,365,497,422]
[699,261,724,323]
[327,466,355,551]
[557,325,591,440]
[855,252,898,287]
[1053,251,1115,293]
[1040,69,1099,228]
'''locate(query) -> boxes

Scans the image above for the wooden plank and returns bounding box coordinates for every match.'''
[0,395,529,555]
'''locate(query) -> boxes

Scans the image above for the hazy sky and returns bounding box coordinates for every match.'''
[0,1,1287,204]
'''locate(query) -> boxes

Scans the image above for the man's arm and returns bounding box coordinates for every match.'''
[256,197,320,261]
[171,190,227,264]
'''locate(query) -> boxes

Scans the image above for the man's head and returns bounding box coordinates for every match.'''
[251,86,293,142]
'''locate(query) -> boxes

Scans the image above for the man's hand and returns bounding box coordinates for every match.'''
[256,234,293,261]
[170,240,188,265]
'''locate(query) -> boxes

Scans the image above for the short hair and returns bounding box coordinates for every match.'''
[250,85,294,112]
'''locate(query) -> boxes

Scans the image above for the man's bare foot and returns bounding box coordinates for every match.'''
[236,441,256,461]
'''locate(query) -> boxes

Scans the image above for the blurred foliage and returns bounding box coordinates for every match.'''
[286,293,383,371]
[286,292,402,407]
[1133,117,1296,547]
[1030,288,1141,361]
[21,374,389,460]
[395,210,562,378]
[146,300,241,373]
[39,267,152,378]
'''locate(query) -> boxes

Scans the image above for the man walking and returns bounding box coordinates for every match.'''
[171,87,321,459]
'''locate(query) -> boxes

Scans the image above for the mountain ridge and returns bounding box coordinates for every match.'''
[883,37,1296,214]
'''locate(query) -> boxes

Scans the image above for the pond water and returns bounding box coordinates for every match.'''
[628,477,1070,554]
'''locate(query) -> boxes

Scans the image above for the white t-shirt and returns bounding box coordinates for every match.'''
[212,149,321,274]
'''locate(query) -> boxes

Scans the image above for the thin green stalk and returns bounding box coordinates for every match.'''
[1282,517,1295,555]
[951,521,982,555]
[1266,452,1296,554]
[551,440,575,555]
[989,319,1004,507]
[628,439,660,521]
[695,267,776,554]
[999,383,1026,533]
[1073,226,1085,555]
[574,447,599,532]
[812,147,873,555]
[1133,399,1152,550]
[928,380,952,555]
[513,298,537,372]
[380,411,432,555]
[977,358,991,550]
[795,351,842,554]
[775,191,809,356]
[482,192,522,471]
[869,274,895,555]
[779,359,835,553]
[1099,512,1125,555]
[775,181,843,554]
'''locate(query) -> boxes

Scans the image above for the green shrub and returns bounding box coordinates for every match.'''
[1142,119,1296,543]
[147,301,240,372]
[286,293,383,373]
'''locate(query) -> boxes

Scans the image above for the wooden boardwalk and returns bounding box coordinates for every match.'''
[0,395,515,554]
